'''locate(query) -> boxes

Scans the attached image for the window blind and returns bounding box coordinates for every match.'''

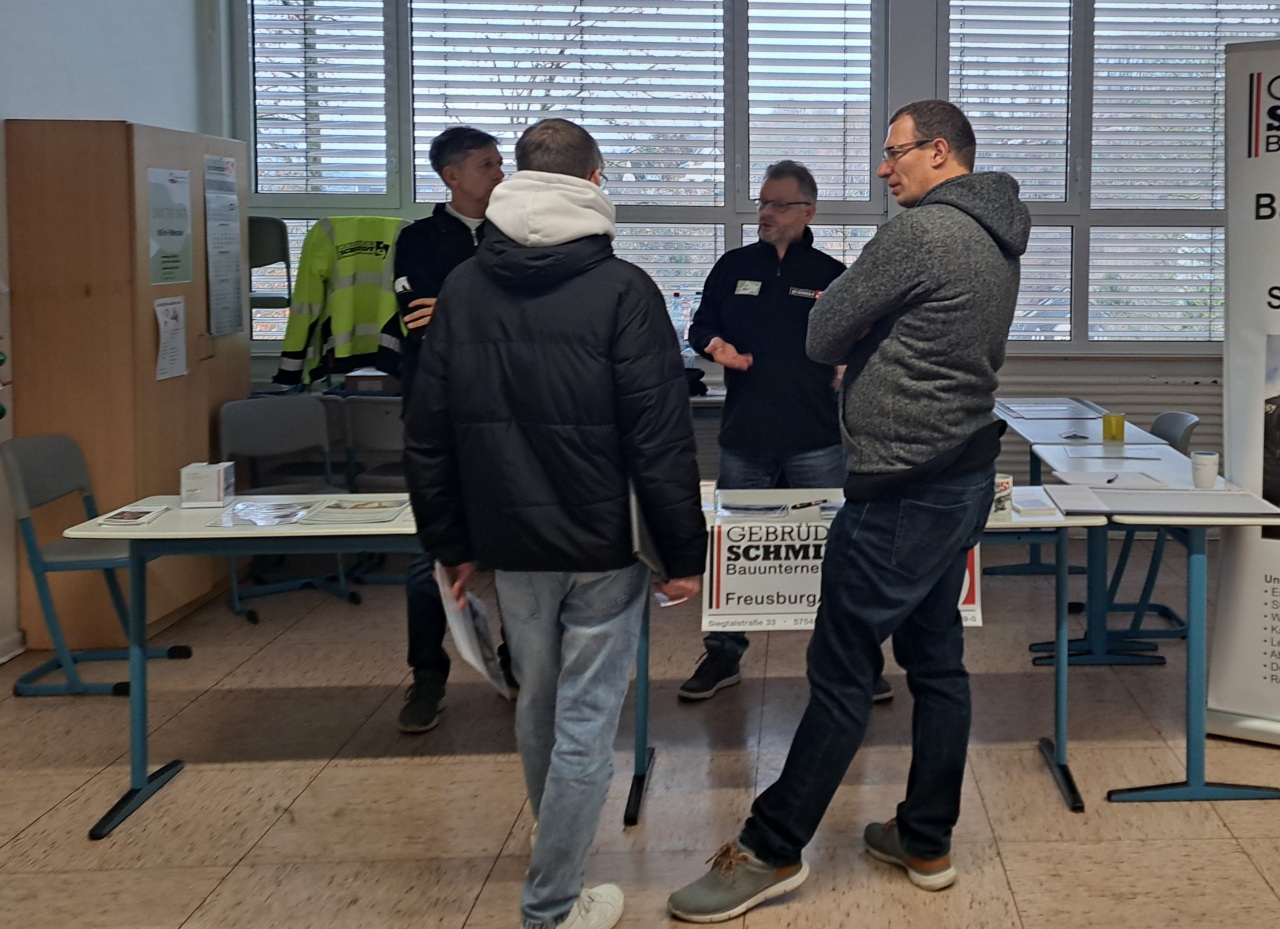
[949,0,1071,201]
[251,0,389,194]
[1088,227,1224,340]
[1011,227,1072,340]
[410,2,724,205]
[748,1,873,200]
[1093,0,1280,208]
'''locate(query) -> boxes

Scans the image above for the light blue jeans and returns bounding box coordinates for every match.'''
[496,561,649,929]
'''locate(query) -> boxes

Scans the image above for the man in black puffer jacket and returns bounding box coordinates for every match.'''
[404,117,707,929]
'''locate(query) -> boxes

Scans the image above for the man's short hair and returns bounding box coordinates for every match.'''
[514,118,603,179]
[762,160,818,203]
[890,100,977,170]
[429,126,499,176]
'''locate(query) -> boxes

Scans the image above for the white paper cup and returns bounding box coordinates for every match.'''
[1190,450,1219,490]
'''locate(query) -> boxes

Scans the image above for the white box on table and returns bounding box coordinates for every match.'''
[181,461,235,508]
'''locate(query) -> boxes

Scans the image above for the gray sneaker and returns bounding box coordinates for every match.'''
[667,840,809,922]
[863,819,956,891]
[397,676,447,733]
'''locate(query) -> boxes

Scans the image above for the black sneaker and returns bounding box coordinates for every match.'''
[873,676,893,703]
[397,675,447,733]
[678,651,742,701]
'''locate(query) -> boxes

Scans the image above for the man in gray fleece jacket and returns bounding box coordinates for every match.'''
[669,100,1030,921]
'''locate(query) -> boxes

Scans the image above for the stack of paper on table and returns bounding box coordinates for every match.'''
[98,504,169,526]
[302,498,409,524]
[208,501,312,527]
[1045,484,1280,517]
[1011,487,1059,516]
[1052,470,1166,488]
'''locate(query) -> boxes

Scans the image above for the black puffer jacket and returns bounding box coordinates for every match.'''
[404,172,707,577]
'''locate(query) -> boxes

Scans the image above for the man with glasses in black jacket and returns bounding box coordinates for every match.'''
[682,160,891,705]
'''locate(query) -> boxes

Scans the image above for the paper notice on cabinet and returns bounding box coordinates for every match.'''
[155,296,188,380]
[147,168,192,284]
[204,155,243,336]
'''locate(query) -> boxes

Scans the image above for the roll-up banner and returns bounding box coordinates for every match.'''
[1209,40,1280,746]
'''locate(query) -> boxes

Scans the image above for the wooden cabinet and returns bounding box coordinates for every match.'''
[5,120,250,647]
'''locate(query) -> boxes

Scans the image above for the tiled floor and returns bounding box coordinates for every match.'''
[1,540,1279,928]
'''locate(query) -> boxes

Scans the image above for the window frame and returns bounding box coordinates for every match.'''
[232,0,1236,357]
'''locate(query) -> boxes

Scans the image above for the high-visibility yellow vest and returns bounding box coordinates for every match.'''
[274,215,410,386]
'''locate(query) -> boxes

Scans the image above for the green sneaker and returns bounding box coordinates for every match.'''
[863,819,956,891]
[667,840,809,922]
[397,676,447,733]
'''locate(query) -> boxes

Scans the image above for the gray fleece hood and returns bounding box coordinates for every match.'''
[917,172,1030,257]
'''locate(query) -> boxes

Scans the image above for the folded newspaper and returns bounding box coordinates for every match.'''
[434,561,513,700]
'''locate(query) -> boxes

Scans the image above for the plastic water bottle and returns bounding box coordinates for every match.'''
[669,291,685,331]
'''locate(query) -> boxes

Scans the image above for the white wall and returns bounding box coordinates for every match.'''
[0,0,219,661]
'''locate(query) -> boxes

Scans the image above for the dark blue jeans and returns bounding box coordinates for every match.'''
[739,464,995,864]
[406,555,450,681]
[708,443,847,660]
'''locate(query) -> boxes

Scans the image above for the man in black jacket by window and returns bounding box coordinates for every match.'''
[405,118,707,929]
[391,126,504,734]
[683,160,890,705]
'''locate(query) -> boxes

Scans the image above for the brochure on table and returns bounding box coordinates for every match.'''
[704,489,982,631]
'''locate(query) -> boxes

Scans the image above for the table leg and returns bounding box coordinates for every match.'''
[89,543,185,840]
[624,597,654,826]
[1030,526,1165,666]
[1039,528,1084,811]
[1109,528,1280,803]
[986,453,1086,577]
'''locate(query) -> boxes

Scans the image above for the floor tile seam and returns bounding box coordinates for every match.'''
[460,799,531,928]
[963,755,999,846]
[993,836,1249,850]
[0,762,111,862]
[174,863,250,929]
[0,863,236,878]
[980,810,1031,929]
[1235,839,1280,902]
[216,756,334,876]
[327,678,416,763]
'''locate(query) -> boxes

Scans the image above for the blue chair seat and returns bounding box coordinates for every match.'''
[39,537,130,567]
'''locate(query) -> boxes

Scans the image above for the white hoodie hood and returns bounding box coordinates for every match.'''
[485,170,616,247]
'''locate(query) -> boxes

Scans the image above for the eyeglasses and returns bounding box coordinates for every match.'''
[755,199,814,213]
[881,139,933,165]
[599,172,609,183]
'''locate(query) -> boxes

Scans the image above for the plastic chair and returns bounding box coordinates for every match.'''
[345,396,406,492]
[1107,411,1201,640]
[343,396,409,584]
[0,434,190,696]
[219,396,362,622]
[249,216,292,313]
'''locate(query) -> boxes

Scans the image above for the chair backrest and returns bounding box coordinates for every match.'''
[1150,411,1200,454]
[344,396,405,455]
[0,434,94,520]
[220,396,330,461]
[248,216,290,272]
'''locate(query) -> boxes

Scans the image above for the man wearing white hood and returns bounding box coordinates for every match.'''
[404,118,707,929]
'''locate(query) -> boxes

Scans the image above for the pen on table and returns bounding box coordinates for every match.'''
[1105,473,1118,484]
[790,499,828,510]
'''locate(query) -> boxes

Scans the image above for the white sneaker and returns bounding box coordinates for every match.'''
[556,884,624,929]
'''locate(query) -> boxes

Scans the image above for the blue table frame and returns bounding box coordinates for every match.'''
[1106,524,1280,803]
[982,525,1083,811]
[85,528,657,840]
